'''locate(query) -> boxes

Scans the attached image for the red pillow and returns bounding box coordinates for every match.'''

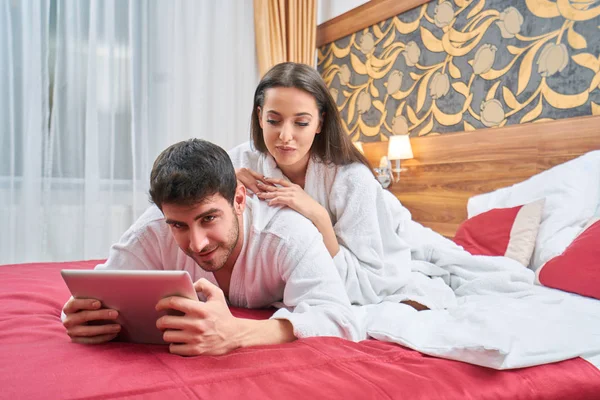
[536,218,600,300]
[454,199,544,266]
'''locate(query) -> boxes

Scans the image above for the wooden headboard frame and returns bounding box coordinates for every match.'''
[317,0,429,47]
[361,116,600,238]
[317,1,600,238]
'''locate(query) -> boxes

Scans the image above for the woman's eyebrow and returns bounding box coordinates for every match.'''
[266,110,312,117]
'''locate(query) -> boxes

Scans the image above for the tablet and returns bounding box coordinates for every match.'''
[61,269,199,345]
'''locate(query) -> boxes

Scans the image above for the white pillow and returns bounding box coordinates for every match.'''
[467,151,600,271]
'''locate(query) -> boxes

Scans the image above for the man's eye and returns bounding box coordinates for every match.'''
[171,223,185,230]
[203,216,216,223]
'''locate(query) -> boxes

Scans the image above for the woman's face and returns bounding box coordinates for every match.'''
[258,87,322,175]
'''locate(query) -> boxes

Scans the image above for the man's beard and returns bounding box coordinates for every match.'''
[187,213,239,272]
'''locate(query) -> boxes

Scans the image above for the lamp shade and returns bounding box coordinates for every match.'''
[388,135,413,160]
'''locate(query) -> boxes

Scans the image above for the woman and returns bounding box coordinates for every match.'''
[229,62,455,309]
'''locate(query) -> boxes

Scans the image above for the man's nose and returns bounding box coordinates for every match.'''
[189,227,209,253]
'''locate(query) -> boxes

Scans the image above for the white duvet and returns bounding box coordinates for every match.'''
[361,261,600,369]
[229,142,600,370]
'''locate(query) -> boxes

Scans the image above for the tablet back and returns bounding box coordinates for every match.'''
[61,269,198,345]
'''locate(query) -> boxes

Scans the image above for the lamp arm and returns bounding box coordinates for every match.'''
[391,159,401,183]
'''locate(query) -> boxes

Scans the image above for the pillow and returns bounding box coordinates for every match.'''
[467,151,600,271]
[454,199,544,266]
[535,217,600,300]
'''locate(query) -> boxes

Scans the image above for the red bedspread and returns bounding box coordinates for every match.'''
[1,260,600,400]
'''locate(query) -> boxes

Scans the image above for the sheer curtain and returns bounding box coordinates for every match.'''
[0,0,258,264]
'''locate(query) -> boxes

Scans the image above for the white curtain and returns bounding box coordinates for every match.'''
[0,0,258,264]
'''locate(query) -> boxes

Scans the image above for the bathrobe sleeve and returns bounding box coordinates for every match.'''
[94,206,171,272]
[265,210,364,341]
[328,163,414,305]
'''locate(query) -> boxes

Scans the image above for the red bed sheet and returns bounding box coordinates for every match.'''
[1,260,599,400]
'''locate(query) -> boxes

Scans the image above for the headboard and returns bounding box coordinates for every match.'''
[317,0,600,238]
[361,116,600,238]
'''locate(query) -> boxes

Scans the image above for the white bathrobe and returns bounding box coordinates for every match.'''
[229,141,460,309]
[95,196,363,341]
[228,142,600,370]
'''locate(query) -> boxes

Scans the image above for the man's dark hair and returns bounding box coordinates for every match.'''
[149,139,237,209]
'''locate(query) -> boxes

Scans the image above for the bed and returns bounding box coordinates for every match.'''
[3,1,600,397]
[1,259,600,399]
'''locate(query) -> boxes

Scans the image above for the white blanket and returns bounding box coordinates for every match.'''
[361,235,600,369]
[229,142,600,370]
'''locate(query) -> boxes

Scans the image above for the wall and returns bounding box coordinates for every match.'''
[317,0,600,141]
[317,0,369,25]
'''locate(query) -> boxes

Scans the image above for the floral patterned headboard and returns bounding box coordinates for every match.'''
[317,0,600,142]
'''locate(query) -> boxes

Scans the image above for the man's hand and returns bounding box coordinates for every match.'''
[62,298,121,344]
[156,278,241,356]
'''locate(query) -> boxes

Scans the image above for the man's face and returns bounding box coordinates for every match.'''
[162,189,244,272]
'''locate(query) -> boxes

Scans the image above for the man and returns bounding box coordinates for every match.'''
[62,139,362,356]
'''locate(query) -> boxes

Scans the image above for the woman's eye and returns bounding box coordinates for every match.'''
[296,122,309,127]
[266,119,280,125]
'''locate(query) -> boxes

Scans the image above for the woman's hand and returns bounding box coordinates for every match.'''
[235,168,274,195]
[255,177,324,222]
[256,177,340,257]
